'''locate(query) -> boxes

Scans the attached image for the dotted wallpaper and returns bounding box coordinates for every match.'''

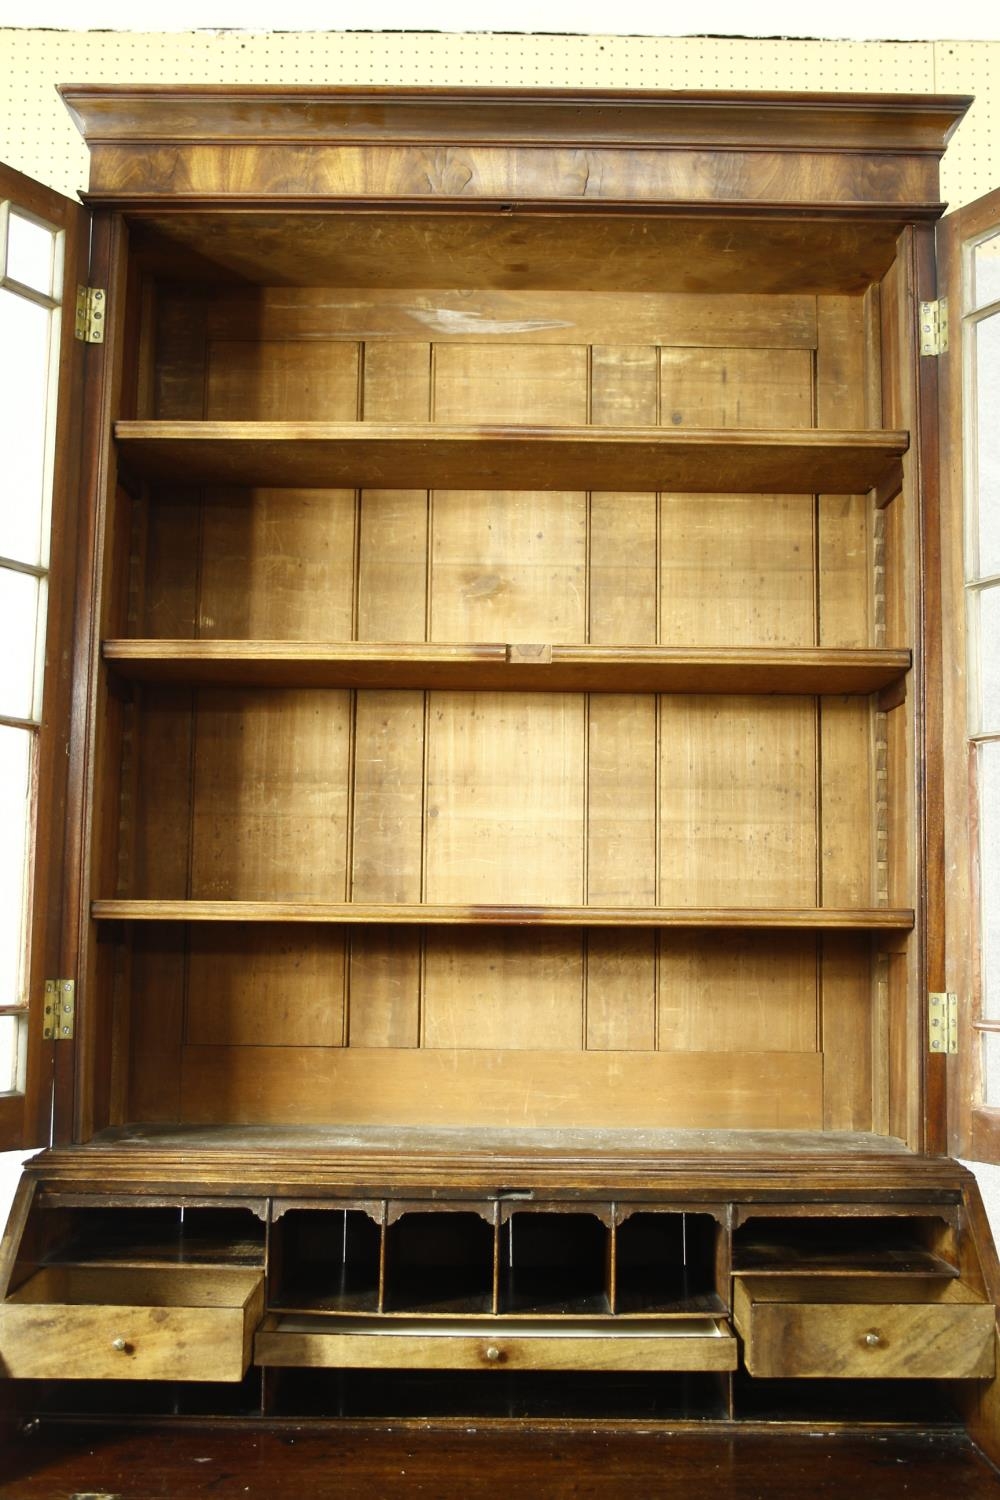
[0,29,996,207]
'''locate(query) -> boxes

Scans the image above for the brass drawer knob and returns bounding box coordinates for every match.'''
[111,1337,129,1353]
[864,1331,883,1348]
[485,1344,501,1362]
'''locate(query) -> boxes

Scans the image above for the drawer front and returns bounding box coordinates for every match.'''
[734,1285,995,1380]
[0,1268,265,1382]
[255,1318,736,1373]
[0,1301,252,1381]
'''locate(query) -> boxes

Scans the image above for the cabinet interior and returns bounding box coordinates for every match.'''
[84,209,922,1147]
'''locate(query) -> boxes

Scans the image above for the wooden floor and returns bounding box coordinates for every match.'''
[1,1424,999,1499]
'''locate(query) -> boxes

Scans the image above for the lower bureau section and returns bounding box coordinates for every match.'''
[255,1314,736,1372]
[2,1162,997,1422]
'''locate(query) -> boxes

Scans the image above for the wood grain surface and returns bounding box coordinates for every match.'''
[115,420,907,494]
[3,1423,999,1500]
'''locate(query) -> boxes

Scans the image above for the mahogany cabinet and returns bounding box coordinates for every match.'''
[2,86,1000,1457]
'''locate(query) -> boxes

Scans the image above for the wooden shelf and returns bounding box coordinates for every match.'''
[114,421,908,496]
[91,901,915,930]
[734,1247,958,1278]
[103,641,911,696]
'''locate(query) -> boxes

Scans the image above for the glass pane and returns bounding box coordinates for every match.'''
[0,288,51,566]
[0,1014,25,1094]
[5,211,55,299]
[978,586,1000,734]
[984,1033,1000,1107]
[0,569,42,722]
[973,230,1000,313]
[981,741,1000,1022]
[974,313,1000,579]
[0,726,32,1010]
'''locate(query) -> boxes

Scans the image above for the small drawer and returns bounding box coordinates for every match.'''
[255,1314,737,1373]
[733,1275,996,1380]
[0,1265,265,1382]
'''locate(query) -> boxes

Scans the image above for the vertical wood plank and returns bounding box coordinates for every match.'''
[880,243,922,1151]
[205,339,360,420]
[139,497,201,638]
[872,951,891,1135]
[820,697,875,907]
[658,347,812,429]
[590,346,658,425]
[198,489,357,640]
[186,928,346,1047]
[108,934,132,1128]
[425,693,585,905]
[658,933,818,1052]
[352,691,426,903]
[587,695,656,905]
[348,930,422,1049]
[422,930,584,1050]
[885,693,913,910]
[888,950,911,1143]
[589,492,657,645]
[815,296,867,427]
[359,343,432,641]
[190,689,351,900]
[364,341,431,420]
[820,934,874,1131]
[878,253,918,1135]
[882,335,914,913]
[429,490,587,643]
[586,932,656,1051]
[131,687,194,900]
[127,927,185,1123]
[357,491,428,642]
[659,494,815,647]
[816,495,872,648]
[816,295,872,648]
[658,696,816,906]
[862,285,884,426]
[153,289,208,419]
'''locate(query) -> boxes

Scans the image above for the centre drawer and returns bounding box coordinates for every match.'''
[0,1265,265,1382]
[255,1314,737,1372]
[733,1275,996,1379]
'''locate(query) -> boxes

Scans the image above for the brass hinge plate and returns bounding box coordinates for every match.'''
[43,979,75,1041]
[919,298,949,356]
[929,991,958,1055]
[74,285,106,344]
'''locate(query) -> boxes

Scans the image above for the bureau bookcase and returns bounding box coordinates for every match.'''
[1,87,1000,1454]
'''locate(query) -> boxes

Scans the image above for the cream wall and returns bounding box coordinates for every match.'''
[1,28,998,1224]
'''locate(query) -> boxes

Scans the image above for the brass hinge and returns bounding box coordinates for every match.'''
[42,979,75,1041]
[919,298,949,356]
[928,991,958,1055]
[74,285,106,344]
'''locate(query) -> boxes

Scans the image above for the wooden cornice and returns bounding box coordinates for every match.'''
[60,86,972,154]
[59,86,971,212]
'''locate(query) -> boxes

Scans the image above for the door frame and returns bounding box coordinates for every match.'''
[0,160,89,1151]
[938,184,1000,1161]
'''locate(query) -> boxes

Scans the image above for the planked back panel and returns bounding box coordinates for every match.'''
[122,687,874,909]
[120,273,885,1134]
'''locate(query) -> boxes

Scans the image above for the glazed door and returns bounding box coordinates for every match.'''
[938,186,1000,1163]
[0,161,89,1149]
